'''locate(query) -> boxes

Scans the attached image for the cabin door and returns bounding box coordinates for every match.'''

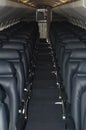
[36,8,52,40]
[38,21,47,39]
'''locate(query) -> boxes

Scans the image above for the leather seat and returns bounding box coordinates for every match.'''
[0,60,19,130]
[56,39,80,66]
[57,42,86,86]
[50,21,86,130]
[0,49,25,101]
[0,21,39,130]
[8,39,34,69]
[2,43,30,87]
[64,49,86,103]
[10,36,34,51]
[0,102,8,130]
[59,41,84,68]
[71,61,86,130]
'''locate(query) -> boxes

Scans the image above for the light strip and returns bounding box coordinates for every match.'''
[20,0,29,3]
[17,0,70,8]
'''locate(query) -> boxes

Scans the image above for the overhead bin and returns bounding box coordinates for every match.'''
[53,0,86,28]
[0,0,35,30]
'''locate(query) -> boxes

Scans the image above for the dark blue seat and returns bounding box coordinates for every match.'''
[56,39,80,66]
[7,39,34,72]
[71,61,86,130]
[61,42,86,82]
[0,60,19,130]
[65,49,86,103]
[0,49,25,102]
[2,43,30,88]
[0,102,8,130]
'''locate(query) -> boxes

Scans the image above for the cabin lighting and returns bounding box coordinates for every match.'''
[20,0,29,3]
[59,0,70,3]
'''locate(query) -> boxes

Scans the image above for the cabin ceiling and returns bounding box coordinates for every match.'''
[15,0,70,8]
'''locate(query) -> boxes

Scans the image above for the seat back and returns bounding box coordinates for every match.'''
[0,102,8,130]
[71,61,86,130]
[0,49,25,101]
[65,49,86,103]
[2,43,29,84]
[0,60,19,130]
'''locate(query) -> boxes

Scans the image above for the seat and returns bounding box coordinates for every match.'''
[2,43,30,87]
[65,49,86,103]
[0,60,19,130]
[0,49,25,101]
[7,39,35,72]
[56,39,80,66]
[50,21,86,130]
[0,102,8,130]
[71,61,86,130]
[59,41,85,68]
[58,42,86,84]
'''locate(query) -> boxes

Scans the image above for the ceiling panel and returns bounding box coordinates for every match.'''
[19,0,70,8]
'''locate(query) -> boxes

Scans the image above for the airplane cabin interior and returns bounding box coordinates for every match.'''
[0,0,86,130]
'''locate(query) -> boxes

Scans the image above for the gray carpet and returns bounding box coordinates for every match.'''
[25,40,65,130]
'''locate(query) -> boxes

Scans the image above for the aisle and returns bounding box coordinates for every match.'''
[25,40,64,130]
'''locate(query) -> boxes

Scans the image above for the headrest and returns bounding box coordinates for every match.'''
[0,42,2,46]
[8,38,27,44]
[60,35,75,40]
[65,42,86,49]
[70,49,86,58]
[0,34,8,40]
[0,60,14,74]
[12,35,29,39]
[80,35,86,40]
[78,61,86,73]
[0,49,20,59]
[62,38,80,43]
[58,32,70,36]
[2,43,24,50]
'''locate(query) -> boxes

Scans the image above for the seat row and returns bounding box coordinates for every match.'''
[0,21,39,130]
[50,21,86,130]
